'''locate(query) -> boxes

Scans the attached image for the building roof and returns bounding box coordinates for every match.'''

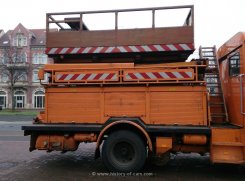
[0,30,11,46]
[0,23,56,47]
[30,29,46,46]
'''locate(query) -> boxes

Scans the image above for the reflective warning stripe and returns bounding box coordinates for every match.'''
[55,72,118,82]
[125,70,193,81]
[46,43,194,55]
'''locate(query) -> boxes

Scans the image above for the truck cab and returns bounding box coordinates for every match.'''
[218,32,245,127]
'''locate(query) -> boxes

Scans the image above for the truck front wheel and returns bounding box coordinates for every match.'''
[102,130,147,172]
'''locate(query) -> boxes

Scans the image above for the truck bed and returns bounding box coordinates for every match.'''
[41,86,208,126]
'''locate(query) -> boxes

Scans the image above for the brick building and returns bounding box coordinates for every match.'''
[0,23,52,109]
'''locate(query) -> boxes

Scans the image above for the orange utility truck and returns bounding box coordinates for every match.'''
[22,6,245,172]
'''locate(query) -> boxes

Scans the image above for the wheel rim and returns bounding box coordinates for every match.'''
[111,141,136,166]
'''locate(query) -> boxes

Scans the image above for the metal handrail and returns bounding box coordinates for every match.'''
[46,5,194,31]
[214,46,229,121]
[239,74,245,115]
[47,5,193,16]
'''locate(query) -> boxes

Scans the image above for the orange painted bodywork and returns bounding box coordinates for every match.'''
[36,135,78,151]
[34,30,245,164]
[41,86,208,126]
[211,128,245,164]
[182,134,207,145]
[218,32,245,127]
[36,134,97,151]
[156,137,172,155]
[36,61,208,153]
[212,32,245,164]
[40,62,206,86]
[35,61,208,153]
[218,32,245,59]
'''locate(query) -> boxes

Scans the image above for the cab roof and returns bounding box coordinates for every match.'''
[218,32,245,61]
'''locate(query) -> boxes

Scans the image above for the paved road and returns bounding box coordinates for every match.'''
[0,115,32,141]
[0,115,245,181]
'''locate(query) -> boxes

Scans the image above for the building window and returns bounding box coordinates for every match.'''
[14,90,25,108]
[32,53,38,64]
[1,72,9,82]
[12,53,27,63]
[21,53,27,62]
[34,91,45,108]
[12,53,18,63]
[32,53,47,64]
[0,91,7,109]
[40,54,47,64]
[2,54,9,64]
[18,72,27,81]
[33,70,39,82]
[229,52,240,76]
[13,33,27,47]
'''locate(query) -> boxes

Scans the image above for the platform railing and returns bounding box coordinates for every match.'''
[46,5,194,32]
[39,63,206,86]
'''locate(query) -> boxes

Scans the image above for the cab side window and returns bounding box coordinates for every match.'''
[229,52,240,76]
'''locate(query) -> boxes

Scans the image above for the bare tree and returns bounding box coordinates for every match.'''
[0,46,30,110]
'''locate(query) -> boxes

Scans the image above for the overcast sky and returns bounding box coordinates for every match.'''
[1,0,245,53]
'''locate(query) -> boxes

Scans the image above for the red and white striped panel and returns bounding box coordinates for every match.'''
[46,43,194,55]
[55,72,118,82]
[124,69,194,81]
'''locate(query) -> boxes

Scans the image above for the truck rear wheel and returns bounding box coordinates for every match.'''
[102,130,147,172]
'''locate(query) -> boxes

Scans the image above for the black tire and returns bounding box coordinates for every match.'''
[102,130,147,172]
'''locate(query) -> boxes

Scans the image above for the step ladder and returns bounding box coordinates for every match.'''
[199,46,229,124]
